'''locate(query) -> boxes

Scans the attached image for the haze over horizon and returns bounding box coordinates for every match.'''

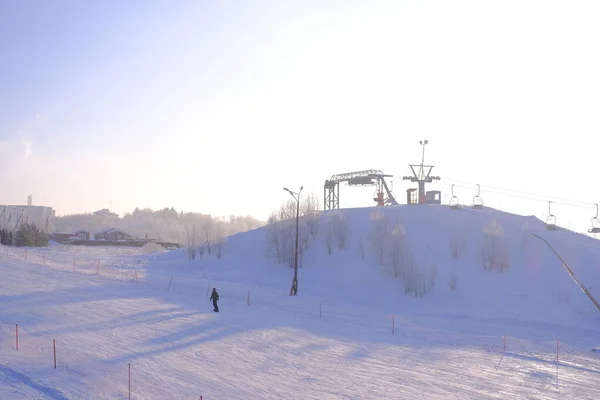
[1,1,599,226]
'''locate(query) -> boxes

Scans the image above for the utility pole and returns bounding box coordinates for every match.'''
[283,186,303,295]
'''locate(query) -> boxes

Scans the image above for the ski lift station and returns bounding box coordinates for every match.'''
[324,140,442,211]
[323,140,600,237]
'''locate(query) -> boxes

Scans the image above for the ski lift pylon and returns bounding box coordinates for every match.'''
[588,203,600,234]
[472,184,483,209]
[546,201,558,231]
[449,184,461,210]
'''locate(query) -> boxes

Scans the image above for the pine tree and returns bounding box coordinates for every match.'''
[15,223,48,247]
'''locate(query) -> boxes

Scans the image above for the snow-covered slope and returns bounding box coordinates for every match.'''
[1,205,600,399]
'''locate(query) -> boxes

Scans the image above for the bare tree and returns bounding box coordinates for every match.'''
[204,217,214,254]
[185,225,197,260]
[325,219,333,255]
[429,264,438,290]
[265,211,283,264]
[281,221,296,268]
[357,235,365,258]
[306,211,320,238]
[264,194,319,267]
[450,234,466,259]
[370,210,389,266]
[388,223,411,278]
[447,271,458,291]
[301,192,320,214]
[215,225,226,260]
[422,245,438,290]
[298,221,309,268]
[330,212,348,250]
[480,219,509,272]
[402,264,425,297]
[198,242,206,259]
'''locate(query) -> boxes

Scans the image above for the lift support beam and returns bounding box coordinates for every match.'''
[324,169,398,210]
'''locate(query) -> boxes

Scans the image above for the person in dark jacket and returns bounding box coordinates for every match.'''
[210,288,219,312]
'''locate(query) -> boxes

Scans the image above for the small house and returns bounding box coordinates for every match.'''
[94,228,132,241]
[74,230,90,241]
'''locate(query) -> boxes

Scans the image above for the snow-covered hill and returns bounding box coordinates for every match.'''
[1,205,600,399]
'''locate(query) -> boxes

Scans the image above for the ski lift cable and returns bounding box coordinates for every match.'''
[437,182,590,212]
[440,179,596,210]
[388,175,595,210]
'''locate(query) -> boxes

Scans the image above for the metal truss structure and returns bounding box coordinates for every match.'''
[324,169,398,210]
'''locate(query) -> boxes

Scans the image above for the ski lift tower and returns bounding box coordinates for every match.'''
[402,140,440,204]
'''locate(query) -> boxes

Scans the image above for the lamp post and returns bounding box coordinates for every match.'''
[283,186,303,296]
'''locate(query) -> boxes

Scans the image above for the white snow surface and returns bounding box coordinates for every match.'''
[1,205,600,399]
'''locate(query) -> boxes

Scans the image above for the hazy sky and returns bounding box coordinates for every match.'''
[1,0,599,229]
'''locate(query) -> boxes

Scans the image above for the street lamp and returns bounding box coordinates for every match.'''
[283,186,303,296]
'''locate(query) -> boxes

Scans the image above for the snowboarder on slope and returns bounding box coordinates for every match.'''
[210,288,219,312]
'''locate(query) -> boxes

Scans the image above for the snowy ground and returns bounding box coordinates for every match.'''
[1,206,600,399]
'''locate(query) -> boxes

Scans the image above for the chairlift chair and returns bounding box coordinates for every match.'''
[588,203,600,234]
[471,184,484,209]
[449,184,461,210]
[546,201,559,231]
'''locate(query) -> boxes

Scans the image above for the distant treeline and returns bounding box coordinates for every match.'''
[51,207,264,245]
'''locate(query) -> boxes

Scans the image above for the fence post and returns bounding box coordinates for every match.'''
[503,335,506,352]
[16,324,18,350]
[73,257,76,272]
[53,339,57,369]
[205,281,211,297]
[96,259,100,274]
[24,248,27,262]
[247,290,250,307]
[128,363,131,399]
[392,314,395,335]
[319,303,322,320]
[167,275,173,291]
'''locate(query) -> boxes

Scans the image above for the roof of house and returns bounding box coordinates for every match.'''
[95,227,116,235]
[93,209,119,217]
[94,228,132,237]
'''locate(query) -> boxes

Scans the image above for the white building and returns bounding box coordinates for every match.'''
[0,205,55,230]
